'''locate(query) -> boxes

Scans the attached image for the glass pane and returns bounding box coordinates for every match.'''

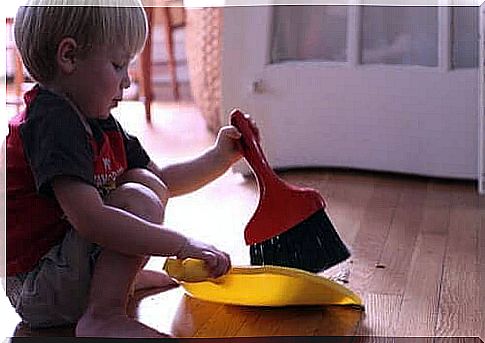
[271,6,348,64]
[452,7,479,69]
[362,6,438,67]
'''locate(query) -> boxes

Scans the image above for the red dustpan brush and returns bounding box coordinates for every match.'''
[231,109,351,273]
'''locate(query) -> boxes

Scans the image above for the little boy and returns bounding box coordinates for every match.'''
[6,0,245,338]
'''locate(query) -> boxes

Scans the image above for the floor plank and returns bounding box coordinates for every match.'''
[435,186,483,337]
[395,231,448,336]
[390,178,454,337]
[355,293,402,337]
[235,306,362,337]
[478,195,485,341]
[364,179,427,295]
[346,179,401,296]
[192,305,254,337]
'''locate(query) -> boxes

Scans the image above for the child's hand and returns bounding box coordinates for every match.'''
[215,116,259,166]
[214,125,243,166]
[176,237,231,278]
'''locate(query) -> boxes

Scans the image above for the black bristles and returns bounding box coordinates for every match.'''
[249,209,351,273]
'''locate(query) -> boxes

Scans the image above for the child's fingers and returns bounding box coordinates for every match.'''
[202,250,231,278]
[229,118,260,142]
[222,252,232,274]
[212,253,229,278]
[222,126,242,140]
[214,251,231,276]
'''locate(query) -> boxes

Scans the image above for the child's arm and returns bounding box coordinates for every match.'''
[147,125,243,197]
[52,176,230,277]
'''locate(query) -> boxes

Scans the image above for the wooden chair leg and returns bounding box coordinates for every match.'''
[14,49,24,113]
[140,7,154,122]
[161,7,180,101]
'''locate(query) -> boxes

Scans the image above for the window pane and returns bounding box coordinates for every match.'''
[452,7,479,69]
[271,6,347,64]
[362,6,438,67]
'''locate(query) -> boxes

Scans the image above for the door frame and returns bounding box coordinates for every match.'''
[478,3,485,194]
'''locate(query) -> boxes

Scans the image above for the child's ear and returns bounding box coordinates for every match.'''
[57,37,79,74]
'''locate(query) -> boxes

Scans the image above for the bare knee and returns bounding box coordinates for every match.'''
[105,183,165,224]
[116,168,170,207]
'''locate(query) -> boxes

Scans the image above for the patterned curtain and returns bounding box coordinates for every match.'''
[185,7,222,134]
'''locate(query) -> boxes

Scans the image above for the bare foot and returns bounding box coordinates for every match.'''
[76,311,171,338]
[126,270,179,319]
[134,269,179,292]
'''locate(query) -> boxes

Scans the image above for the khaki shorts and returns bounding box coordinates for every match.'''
[6,228,101,329]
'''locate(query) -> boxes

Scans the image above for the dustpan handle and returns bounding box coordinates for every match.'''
[230,109,280,188]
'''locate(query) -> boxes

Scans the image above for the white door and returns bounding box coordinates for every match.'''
[221,6,480,180]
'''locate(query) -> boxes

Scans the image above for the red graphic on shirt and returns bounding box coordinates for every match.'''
[91,131,127,195]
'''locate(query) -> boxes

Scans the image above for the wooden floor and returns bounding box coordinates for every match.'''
[1,99,484,341]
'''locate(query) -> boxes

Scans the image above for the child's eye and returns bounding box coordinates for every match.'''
[112,63,124,71]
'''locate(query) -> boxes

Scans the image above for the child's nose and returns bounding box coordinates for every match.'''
[121,69,131,89]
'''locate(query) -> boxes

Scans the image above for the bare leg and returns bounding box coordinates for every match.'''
[116,169,176,292]
[76,183,172,338]
[133,269,178,292]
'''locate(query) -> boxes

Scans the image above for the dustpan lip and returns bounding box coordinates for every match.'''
[188,264,363,306]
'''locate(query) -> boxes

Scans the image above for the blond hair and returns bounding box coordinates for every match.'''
[14,0,148,83]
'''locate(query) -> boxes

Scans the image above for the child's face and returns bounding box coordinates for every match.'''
[67,45,132,119]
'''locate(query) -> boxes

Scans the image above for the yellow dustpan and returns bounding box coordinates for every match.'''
[163,258,363,308]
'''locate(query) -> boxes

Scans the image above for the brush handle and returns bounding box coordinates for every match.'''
[230,109,281,188]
